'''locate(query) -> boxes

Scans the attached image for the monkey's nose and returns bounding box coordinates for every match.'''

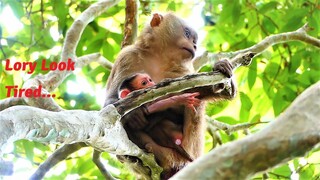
[194,45,197,50]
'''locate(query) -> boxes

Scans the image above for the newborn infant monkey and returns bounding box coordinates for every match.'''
[119,73,200,162]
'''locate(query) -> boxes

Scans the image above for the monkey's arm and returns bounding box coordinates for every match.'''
[147,92,200,113]
[121,106,150,130]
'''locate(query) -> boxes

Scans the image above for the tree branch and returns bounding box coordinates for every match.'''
[206,116,268,135]
[0,105,142,157]
[0,97,25,111]
[29,142,87,180]
[92,150,117,180]
[114,52,255,116]
[172,81,320,179]
[77,53,113,70]
[121,0,138,48]
[193,23,320,71]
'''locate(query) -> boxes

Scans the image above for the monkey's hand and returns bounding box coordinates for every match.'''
[170,92,201,109]
[213,59,233,78]
[122,106,150,130]
[212,59,237,98]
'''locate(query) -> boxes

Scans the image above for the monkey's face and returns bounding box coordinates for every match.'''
[163,14,198,59]
[176,27,198,59]
[132,73,155,90]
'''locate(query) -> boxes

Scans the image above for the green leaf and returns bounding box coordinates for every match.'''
[215,116,238,125]
[308,9,320,36]
[265,62,280,78]
[78,159,94,175]
[199,64,213,73]
[272,164,291,177]
[289,53,302,73]
[272,90,290,116]
[262,16,277,33]
[300,164,315,179]
[231,1,241,25]
[250,114,261,123]
[247,60,257,90]
[258,1,279,14]
[167,1,176,11]
[281,9,307,32]
[51,0,68,33]
[206,101,229,116]
[239,92,253,122]
[22,140,34,162]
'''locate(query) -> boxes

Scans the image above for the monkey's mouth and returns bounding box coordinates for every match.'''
[182,47,195,58]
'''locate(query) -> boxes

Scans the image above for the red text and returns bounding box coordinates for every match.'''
[5,85,56,98]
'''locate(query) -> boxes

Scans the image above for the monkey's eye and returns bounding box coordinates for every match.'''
[184,28,191,39]
[193,39,197,44]
[141,81,147,86]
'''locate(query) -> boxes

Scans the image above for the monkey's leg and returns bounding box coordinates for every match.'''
[181,103,206,158]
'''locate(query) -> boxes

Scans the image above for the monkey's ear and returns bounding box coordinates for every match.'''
[119,89,131,98]
[150,13,163,27]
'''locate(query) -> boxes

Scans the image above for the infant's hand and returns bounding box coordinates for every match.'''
[171,92,200,108]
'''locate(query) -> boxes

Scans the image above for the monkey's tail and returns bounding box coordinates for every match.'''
[174,145,194,162]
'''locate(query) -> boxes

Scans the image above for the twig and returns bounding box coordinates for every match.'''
[29,143,87,180]
[206,116,268,135]
[193,23,320,71]
[77,53,113,70]
[92,150,117,180]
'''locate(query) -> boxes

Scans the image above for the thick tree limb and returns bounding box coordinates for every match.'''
[193,24,320,71]
[0,105,142,156]
[172,81,320,179]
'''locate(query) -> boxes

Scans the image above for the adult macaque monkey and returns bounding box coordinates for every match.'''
[105,13,235,179]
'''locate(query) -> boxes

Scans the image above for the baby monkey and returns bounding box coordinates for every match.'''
[119,73,200,162]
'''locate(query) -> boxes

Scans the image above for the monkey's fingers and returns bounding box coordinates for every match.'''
[187,101,200,109]
[213,59,233,78]
[184,92,200,98]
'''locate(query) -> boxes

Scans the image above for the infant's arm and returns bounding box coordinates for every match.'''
[147,92,200,113]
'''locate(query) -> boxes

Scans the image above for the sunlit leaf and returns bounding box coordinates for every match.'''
[300,164,315,179]
[258,1,279,14]
[247,60,257,90]
[272,164,291,177]
[239,92,252,122]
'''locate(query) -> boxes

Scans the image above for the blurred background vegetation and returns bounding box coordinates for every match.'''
[0,0,319,179]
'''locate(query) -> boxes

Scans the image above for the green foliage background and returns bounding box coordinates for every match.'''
[0,0,319,179]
